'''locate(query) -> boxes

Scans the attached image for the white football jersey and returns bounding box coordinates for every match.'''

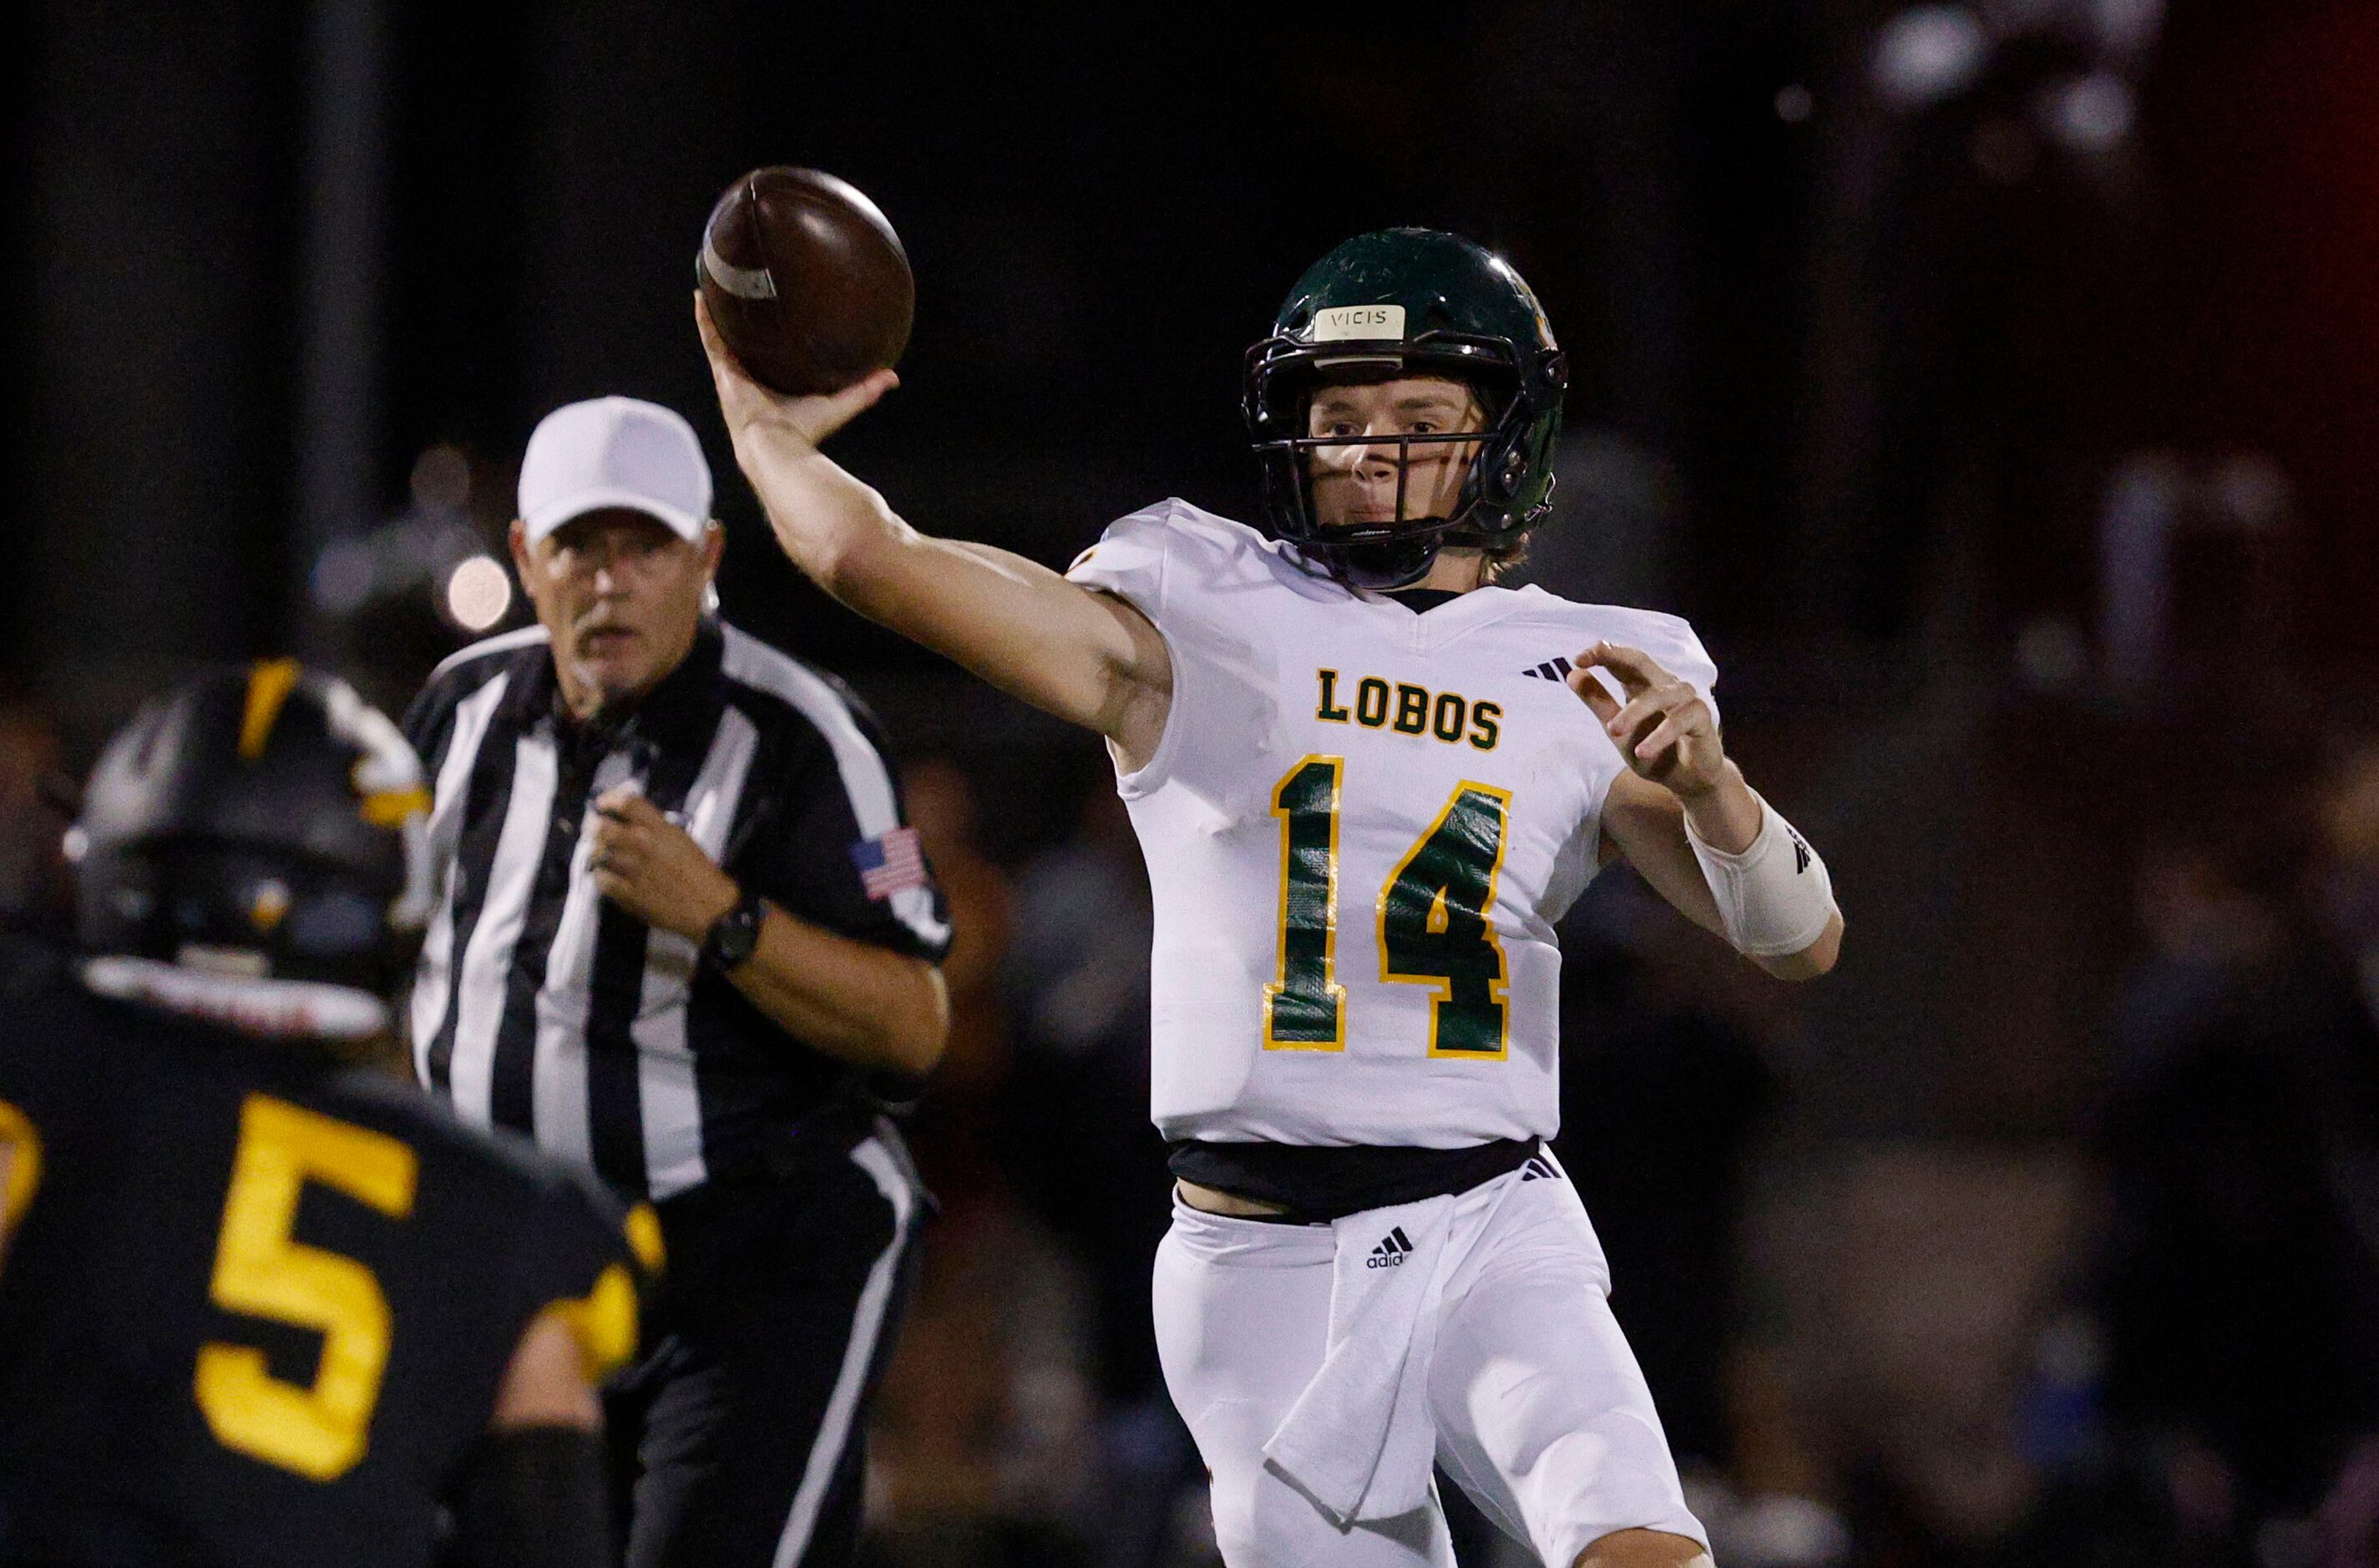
[1066,499,1718,1148]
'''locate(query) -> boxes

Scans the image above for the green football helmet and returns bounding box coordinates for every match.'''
[1243,228,1568,591]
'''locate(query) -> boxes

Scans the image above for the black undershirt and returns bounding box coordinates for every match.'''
[1167,1138,1541,1223]
[1385,587,1464,614]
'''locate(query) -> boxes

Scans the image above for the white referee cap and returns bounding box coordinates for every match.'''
[518,396,713,544]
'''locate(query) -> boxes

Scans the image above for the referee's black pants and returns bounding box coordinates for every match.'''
[605,1111,928,1568]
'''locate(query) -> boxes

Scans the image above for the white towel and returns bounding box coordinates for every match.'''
[1260,1192,1459,1526]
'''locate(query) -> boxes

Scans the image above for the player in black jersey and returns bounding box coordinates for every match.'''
[0,663,658,1568]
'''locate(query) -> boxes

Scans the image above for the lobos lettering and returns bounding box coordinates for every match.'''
[1315,669,1500,751]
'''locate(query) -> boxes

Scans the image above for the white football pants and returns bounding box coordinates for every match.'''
[1152,1156,1708,1567]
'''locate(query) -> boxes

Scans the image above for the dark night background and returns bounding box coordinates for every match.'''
[17,2,2379,679]
[12,3,2379,1564]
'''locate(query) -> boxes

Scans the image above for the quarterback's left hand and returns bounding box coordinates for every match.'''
[1568,641,1726,797]
[590,787,740,943]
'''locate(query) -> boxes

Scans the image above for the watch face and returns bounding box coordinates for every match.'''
[710,899,762,969]
[717,925,759,968]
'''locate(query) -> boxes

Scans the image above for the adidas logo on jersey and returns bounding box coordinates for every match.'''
[1519,1156,1556,1182]
[1366,1227,1415,1267]
[1520,655,1574,683]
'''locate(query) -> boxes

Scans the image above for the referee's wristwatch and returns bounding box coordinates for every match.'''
[700,888,769,974]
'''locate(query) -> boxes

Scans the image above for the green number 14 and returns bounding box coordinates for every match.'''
[1263,756,1512,1058]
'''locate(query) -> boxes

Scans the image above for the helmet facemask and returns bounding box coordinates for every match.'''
[1243,229,1568,594]
[1249,354,1536,591]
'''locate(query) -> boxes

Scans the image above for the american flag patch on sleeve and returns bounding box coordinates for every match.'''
[849,826,929,901]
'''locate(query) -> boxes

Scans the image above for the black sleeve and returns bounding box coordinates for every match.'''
[445,1427,611,1568]
[502,1169,650,1387]
[402,672,463,779]
[0,978,95,1255]
[728,708,953,966]
[432,1161,649,1568]
[0,970,84,1137]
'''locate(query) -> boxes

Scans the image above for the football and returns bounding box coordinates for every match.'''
[696,166,914,397]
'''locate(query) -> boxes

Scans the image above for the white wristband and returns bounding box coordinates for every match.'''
[1682,790,1837,958]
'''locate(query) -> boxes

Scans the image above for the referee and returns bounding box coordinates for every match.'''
[403,396,951,1568]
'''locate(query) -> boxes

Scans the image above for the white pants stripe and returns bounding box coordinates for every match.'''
[772,1134,918,1568]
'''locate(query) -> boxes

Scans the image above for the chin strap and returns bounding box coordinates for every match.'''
[1440,522,1526,551]
[79,956,390,1040]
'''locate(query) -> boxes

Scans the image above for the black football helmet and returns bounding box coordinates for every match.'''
[1244,228,1569,591]
[71,662,434,998]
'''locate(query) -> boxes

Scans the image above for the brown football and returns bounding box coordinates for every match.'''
[696,167,914,397]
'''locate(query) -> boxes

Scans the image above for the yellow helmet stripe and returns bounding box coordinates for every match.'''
[236,659,304,762]
[358,787,432,828]
[624,1202,666,1274]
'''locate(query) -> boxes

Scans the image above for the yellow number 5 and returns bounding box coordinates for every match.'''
[195,1095,417,1481]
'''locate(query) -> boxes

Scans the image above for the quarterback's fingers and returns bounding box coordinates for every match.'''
[693,293,898,445]
[1633,710,1694,763]
[695,292,761,401]
[1566,662,1621,723]
[1604,688,1688,744]
[794,370,899,446]
[694,290,728,365]
[1584,641,1674,695]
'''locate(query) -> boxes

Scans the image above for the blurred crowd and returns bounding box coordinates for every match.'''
[6,665,2378,1568]
[2067,731,2379,1567]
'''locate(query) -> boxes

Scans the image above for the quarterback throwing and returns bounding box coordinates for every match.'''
[699,229,1840,1568]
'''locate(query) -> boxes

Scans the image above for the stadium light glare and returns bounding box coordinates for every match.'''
[1873,6,1989,110]
[2044,71,2135,153]
[444,554,513,632]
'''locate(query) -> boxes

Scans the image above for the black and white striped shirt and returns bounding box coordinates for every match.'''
[402,619,950,1201]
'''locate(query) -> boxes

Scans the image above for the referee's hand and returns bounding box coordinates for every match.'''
[590,787,740,943]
